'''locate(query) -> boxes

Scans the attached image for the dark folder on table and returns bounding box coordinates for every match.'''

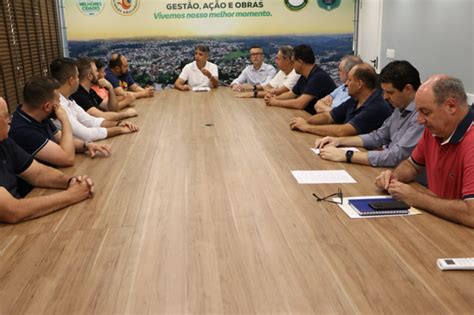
[348,197,410,216]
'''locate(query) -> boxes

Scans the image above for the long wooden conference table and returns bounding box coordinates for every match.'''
[0,88,473,313]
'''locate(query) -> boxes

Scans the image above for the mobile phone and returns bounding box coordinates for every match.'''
[368,200,410,211]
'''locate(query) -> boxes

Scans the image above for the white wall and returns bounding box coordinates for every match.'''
[377,0,474,99]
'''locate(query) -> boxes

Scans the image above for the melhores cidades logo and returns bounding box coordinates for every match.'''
[76,0,106,16]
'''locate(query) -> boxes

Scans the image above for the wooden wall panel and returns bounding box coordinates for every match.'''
[0,0,62,112]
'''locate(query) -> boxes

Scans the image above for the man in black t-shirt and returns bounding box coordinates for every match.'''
[0,97,95,224]
[264,45,336,115]
[71,57,137,121]
[289,63,393,137]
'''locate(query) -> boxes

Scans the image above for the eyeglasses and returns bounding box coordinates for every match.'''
[250,53,263,57]
[312,188,343,205]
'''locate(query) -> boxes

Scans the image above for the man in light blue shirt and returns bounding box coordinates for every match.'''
[315,55,362,113]
[231,45,276,91]
[315,60,424,167]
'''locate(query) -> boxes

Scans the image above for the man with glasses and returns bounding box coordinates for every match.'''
[236,45,300,98]
[264,45,336,114]
[231,45,276,92]
[0,96,95,223]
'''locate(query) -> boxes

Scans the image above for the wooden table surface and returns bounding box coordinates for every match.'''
[0,88,473,314]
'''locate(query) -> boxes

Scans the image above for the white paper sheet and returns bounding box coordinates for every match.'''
[291,170,356,184]
[311,147,360,155]
[192,87,211,92]
[335,196,421,219]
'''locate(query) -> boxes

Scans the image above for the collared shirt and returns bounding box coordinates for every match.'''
[0,138,33,198]
[70,85,104,112]
[231,62,276,86]
[329,84,350,108]
[105,68,135,90]
[330,89,393,135]
[411,109,474,200]
[179,61,219,88]
[292,65,336,115]
[268,69,300,91]
[9,106,59,157]
[359,101,423,167]
[55,94,107,142]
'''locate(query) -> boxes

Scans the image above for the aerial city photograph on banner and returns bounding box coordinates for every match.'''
[67,0,353,88]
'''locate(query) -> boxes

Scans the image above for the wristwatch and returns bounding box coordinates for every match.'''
[345,150,354,163]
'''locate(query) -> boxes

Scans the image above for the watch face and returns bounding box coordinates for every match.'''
[346,150,354,162]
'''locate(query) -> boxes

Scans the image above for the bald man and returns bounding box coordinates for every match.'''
[290,63,392,137]
[0,97,94,223]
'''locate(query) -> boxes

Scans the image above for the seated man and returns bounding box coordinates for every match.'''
[71,57,137,121]
[9,76,111,167]
[231,45,276,91]
[290,63,392,137]
[376,75,474,228]
[265,45,336,114]
[237,45,300,98]
[0,96,94,224]
[315,55,363,113]
[174,45,218,91]
[92,59,136,110]
[315,60,424,167]
[105,53,154,100]
[50,58,139,142]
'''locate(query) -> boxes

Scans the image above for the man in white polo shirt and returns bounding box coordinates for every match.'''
[174,45,219,91]
[237,45,300,98]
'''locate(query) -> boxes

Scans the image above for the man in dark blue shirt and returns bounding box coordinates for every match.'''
[105,53,154,100]
[264,45,336,114]
[290,63,393,137]
[9,76,111,167]
[0,96,94,223]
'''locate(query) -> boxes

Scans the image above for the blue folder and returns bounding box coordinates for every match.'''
[348,197,410,216]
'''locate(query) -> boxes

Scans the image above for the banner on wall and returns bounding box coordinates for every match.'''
[67,0,354,85]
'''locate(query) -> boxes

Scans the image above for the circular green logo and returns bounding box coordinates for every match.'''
[76,0,105,16]
[284,0,308,11]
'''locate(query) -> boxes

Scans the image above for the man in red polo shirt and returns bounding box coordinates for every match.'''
[375,75,474,228]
